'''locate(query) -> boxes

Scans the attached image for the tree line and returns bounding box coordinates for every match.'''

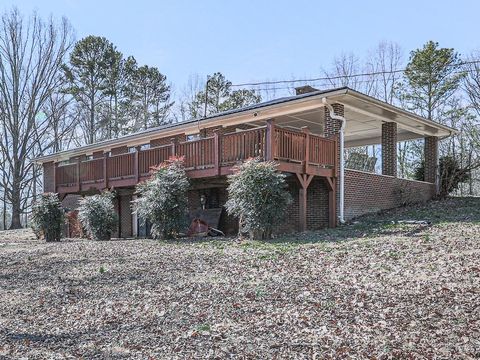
[1,7,480,229]
[0,9,261,229]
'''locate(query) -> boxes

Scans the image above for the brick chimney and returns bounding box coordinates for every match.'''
[295,85,319,95]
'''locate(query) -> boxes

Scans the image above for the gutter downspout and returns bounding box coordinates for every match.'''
[322,98,346,224]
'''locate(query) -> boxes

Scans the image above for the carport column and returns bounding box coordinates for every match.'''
[381,122,397,177]
[424,136,439,185]
[324,103,343,226]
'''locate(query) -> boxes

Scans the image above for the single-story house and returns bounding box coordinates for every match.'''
[34,86,455,237]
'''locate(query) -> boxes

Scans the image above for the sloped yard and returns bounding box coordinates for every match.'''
[0,198,479,358]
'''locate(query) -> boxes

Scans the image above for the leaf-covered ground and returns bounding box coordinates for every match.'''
[0,197,479,359]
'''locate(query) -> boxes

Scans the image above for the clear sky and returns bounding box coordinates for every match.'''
[4,0,480,94]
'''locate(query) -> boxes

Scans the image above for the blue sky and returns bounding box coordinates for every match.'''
[4,1,480,93]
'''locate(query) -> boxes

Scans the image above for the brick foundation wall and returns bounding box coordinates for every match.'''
[187,175,330,236]
[119,194,133,238]
[150,134,186,147]
[344,169,435,220]
[111,146,128,156]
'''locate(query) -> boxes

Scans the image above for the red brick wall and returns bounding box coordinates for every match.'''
[186,175,330,236]
[150,134,186,147]
[119,194,133,238]
[93,151,104,159]
[344,169,435,220]
[111,146,128,156]
[43,162,55,193]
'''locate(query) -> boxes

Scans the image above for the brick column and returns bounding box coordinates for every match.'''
[324,103,343,138]
[381,122,397,177]
[424,136,438,184]
[324,103,344,227]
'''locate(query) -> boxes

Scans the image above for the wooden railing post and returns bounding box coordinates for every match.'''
[214,130,221,175]
[302,126,310,174]
[134,146,141,183]
[76,158,81,192]
[265,119,275,161]
[103,153,109,189]
[171,137,178,157]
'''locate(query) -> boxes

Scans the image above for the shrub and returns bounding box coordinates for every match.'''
[414,156,470,197]
[225,158,292,240]
[78,191,117,240]
[31,193,64,242]
[133,157,189,239]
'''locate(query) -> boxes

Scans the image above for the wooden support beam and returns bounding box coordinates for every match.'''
[296,173,314,232]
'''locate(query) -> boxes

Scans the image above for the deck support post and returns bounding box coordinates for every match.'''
[265,119,275,160]
[296,173,314,232]
[325,177,337,228]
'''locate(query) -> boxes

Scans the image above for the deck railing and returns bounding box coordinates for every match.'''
[221,127,266,164]
[54,124,337,190]
[138,145,172,175]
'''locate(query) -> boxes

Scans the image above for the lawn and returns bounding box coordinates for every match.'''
[0,197,479,358]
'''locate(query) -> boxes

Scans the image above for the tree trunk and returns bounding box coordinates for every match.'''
[10,183,22,229]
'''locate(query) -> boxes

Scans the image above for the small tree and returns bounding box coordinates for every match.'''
[31,193,64,242]
[225,158,292,240]
[133,157,189,239]
[78,192,117,240]
[414,156,470,198]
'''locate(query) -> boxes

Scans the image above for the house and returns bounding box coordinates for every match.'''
[34,87,455,237]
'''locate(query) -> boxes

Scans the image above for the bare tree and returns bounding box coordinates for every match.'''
[0,9,73,228]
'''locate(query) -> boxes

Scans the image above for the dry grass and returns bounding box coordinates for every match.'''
[0,197,479,359]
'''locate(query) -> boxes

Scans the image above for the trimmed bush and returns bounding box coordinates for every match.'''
[31,193,64,242]
[225,158,292,239]
[133,157,189,239]
[78,192,117,240]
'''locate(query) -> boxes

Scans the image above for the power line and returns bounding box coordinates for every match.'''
[230,59,480,88]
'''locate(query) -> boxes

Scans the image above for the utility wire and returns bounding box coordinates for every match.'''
[230,59,480,88]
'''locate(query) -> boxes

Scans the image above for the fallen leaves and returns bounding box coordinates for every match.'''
[0,198,479,358]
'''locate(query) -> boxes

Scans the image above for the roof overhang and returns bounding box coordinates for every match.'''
[33,87,456,163]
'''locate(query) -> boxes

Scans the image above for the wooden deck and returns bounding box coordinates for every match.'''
[54,123,337,195]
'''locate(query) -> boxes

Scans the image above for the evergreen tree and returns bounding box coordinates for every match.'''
[64,36,121,143]
[125,60,173,130]
[400,41,464,121]
[188,72,261,118]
